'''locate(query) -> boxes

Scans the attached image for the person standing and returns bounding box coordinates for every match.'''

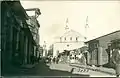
[53,57,55,64]
[56,57,59,64]
[112,43,120,78]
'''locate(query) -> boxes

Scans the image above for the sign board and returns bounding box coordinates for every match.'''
[72,67,89,75]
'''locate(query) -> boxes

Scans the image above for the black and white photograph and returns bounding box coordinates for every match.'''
[1,0,120,77]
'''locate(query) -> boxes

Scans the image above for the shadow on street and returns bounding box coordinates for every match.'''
[3,61,89,77]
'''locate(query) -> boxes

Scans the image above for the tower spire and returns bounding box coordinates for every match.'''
[85,16,89,40]
[65,18,69,30]
[85,16,89,28]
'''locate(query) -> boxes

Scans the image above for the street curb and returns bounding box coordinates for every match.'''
[69,64,116,75]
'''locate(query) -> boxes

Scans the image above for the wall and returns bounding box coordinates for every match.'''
[98,31,120,65]
[53,29,85,57]
[27,16,40,45]
[87,31,120,66]
[98,31,120,49]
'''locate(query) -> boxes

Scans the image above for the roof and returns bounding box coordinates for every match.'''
[7,1,29,20]
[111,39,120,43]
[61,29,84,38]
[25,8,41,14]
[85,30,120,43]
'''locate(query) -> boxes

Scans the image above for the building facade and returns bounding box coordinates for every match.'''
[1,1,41,75]
[42,41,48,57]
[53,18,85,57]
[26,8,41,59]
[85,30,120,67]
[53,29,85,57]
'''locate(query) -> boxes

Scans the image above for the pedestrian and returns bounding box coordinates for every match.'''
[50,56,53,63]
[53,57,55,64]
[112,43,120,78]
[37,57,39,63]
[55,57,57,64]
[49,56,51,64]
[30,55,34,64]
[50,56,52,64]
[56,57,59,64]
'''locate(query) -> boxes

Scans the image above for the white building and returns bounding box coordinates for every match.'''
[53,18,85,57]
[42,41,48,57]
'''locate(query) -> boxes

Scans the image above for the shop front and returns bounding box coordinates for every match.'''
[85,30,120,67]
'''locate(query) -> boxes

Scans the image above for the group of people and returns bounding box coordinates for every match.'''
[52,56,59,64]
[44,56,60,64]
[46,53,86,65]
[69,53,87,65]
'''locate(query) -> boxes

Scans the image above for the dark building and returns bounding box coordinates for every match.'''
[25,8,41,59]
[1,1,41,75]
[85,30,120,67]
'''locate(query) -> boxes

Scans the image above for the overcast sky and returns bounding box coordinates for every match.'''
[21,1,120,48]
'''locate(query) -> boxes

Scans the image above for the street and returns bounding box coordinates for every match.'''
[4,61,89,77]
[89,70,115,77]
[4,60,116,77]
[2,1,120,77]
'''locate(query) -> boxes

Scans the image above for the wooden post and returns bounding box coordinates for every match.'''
[98,47,103,66]
[87,51,90,65]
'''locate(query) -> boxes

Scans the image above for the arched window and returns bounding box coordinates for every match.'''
[76,37,78,41]
[60,37,62,42]
[64,37,66,41]
[67,44,69,47]
[70,37,72,40]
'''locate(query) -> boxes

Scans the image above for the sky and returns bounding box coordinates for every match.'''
[21,1,120,48]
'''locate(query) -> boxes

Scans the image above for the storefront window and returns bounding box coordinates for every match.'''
[76,37,78,41]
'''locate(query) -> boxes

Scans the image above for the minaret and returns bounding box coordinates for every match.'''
[43,41,47,57]
[65,18,69,32]
[43,41,46,49]
[85,16,89,41]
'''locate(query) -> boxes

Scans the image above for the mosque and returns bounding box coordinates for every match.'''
[53,18,86,57]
